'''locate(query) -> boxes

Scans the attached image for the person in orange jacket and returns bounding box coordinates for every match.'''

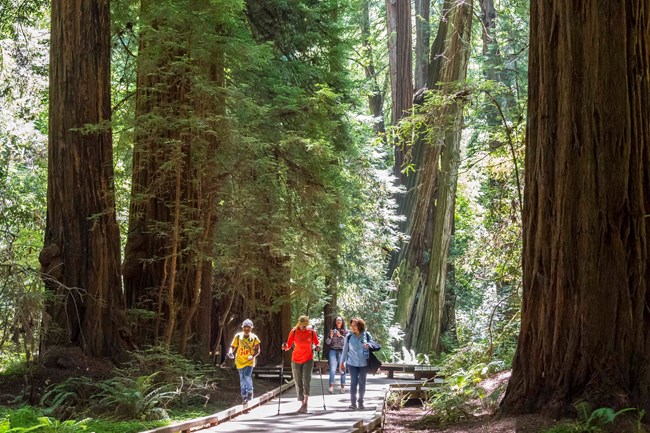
[282,315,320,413]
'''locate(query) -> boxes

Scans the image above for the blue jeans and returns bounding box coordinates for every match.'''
[348,365,368,405]
[328,349,346,386]
[238,366,254,397]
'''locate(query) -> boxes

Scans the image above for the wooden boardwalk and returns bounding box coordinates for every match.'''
[200,373,411,433]
[141,370,441,433]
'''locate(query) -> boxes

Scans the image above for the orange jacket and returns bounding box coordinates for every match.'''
[286,328,319,364]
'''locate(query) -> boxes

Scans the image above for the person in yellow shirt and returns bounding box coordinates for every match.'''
[227,319,261,403]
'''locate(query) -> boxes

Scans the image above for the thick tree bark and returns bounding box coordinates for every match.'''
[414,0,430,90]
[412,74,469,353]
[387,0,454,281]
[122,0,182,346]
[195,261,213,361]
[501,0,650,414]
[122,0,223,355]
[393,0,471,354]
[385,0,413,182]
[393,137,440,336]
[478,0,518,134]
[440,259,458,347]
[478,0,496,56]
[39,0,126,358]
[177,56,224,356]
[361,0,385,135]
[393,0,451,341]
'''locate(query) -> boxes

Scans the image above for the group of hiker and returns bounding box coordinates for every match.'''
[226,314,378,413]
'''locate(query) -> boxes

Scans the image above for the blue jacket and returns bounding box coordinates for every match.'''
[341,331,373,368]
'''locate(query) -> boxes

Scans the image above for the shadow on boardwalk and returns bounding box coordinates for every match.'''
[201,372,401,433]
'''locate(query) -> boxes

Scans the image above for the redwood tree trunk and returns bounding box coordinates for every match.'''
[39,0,125,358]
[501,0,650,414]
[385,0,413,182]
[122,1,223,354]
[361,0,385,135]
[394,0,472,354]
[122,0,183,346]
[414,0,430,90]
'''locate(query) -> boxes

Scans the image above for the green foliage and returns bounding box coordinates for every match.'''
[424,362,503,426]
[543,406,641,433]
[119,347,221,408]
[0,12,48,363]
[385,390,410,411]
[39,349,219,420]
[0,407,88,433]
[439,344,508,376]
[39,377,100,419]
[0,406,167,433]
[106,0,399,349]
[4,407,42,429]
[445,0,529,370]
[0,0,48,38]
[417,345,509,427]
[120,347,208,383]
[26,417,89,433]
[94,373,175,420]
[388,345,433,365]
[206,0,397,341]
[0,354,27,376]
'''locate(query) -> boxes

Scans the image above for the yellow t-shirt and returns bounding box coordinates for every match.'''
[230,332,260,369]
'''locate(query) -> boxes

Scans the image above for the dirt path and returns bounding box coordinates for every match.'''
[382,405,556,433]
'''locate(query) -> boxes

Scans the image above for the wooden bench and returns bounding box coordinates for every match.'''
[379,363,408,379]
[252,366,293,380]
[303,360,441,380]
[379,363,440,379]
[413,365,439,380]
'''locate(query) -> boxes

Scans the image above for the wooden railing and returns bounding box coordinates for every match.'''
[140,380,294,433]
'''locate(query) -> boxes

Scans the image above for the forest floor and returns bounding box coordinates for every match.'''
[382,370,556,433]
[381,371,647,433]
[383,406,556,433]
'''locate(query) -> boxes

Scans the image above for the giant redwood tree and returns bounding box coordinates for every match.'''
[394,0,472,354]
[501,1,650,413]
[122,0,225,357]
[385,0,413,183]
[39,0,126,357]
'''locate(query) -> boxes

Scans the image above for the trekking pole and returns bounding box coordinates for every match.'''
[277,345,284,415]
[318,349,326,410]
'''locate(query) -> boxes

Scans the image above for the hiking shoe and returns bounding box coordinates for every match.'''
[348,404,357,410]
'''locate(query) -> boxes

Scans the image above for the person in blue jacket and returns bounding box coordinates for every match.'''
[340,317,370,410]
